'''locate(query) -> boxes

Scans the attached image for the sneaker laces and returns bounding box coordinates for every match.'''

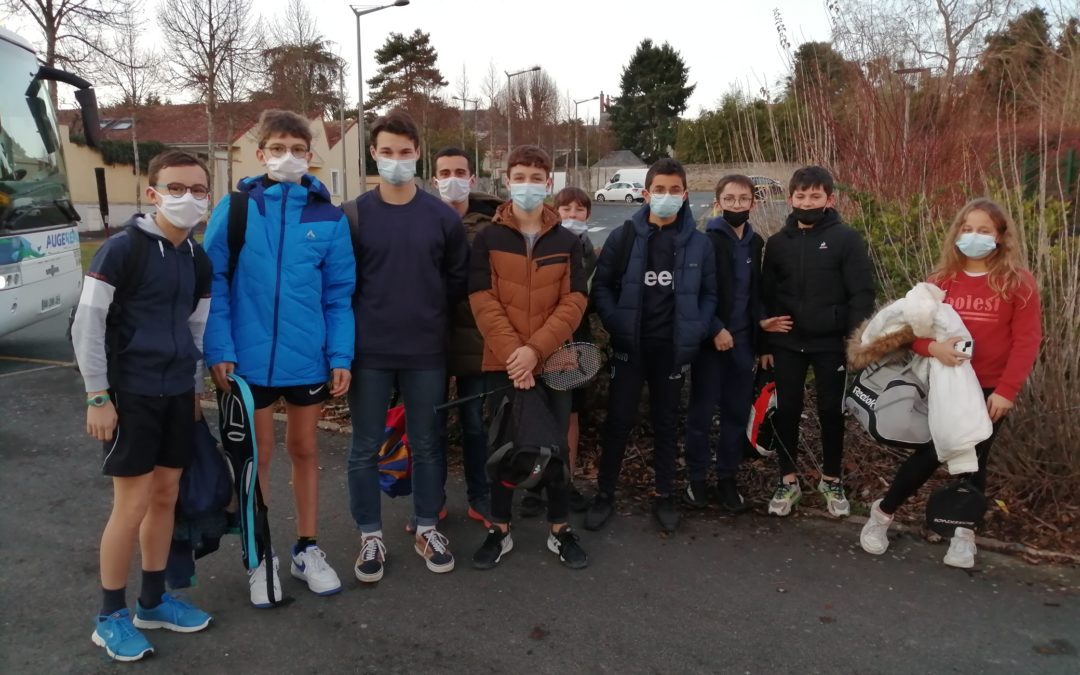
[556,529,579,547]
[159,593,194,611]
[302,546,331,573]
[821,480,846,501]
[361,537,385,563]
[420,529,450,556]
[772,481,795,501]
[106,612,140,640]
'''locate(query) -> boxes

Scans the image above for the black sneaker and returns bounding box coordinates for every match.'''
[584,492,615,531]
[653,494,681,532]
[519,490,545,518]
[547,528,588,569]
[568,486,589,513]
[682,480,709,509]
[471,528,513,570]
[717,476,749,515]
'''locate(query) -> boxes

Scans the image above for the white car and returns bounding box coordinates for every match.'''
[595,182,644,203]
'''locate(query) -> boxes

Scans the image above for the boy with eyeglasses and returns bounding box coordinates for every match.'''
[72,150,214,661]
[204,109,356,606]
[684,175,766,515]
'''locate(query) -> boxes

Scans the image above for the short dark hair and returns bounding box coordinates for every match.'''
[370,109,421,149]
[506,144,551,176]
[147,150,209,187]
[714,174,755,200]
[645,158,687,191]
[554,187,592,217]
[256,109,312,148]
[788,165,835,196]
[433,146,472,173]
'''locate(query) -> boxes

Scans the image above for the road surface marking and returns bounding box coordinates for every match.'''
[0,364,61,378]
[0,355,74,367]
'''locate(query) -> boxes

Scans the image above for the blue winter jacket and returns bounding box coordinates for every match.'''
[591,200,717,372]
[203,175,356,387]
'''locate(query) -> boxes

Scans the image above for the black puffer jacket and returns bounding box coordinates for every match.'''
[447,193,501,376]
[760,208,875,353]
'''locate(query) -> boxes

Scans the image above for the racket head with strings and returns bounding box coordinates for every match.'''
[539,342,603,391]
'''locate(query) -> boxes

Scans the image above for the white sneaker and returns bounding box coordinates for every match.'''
[817,478,851,517]
[248,556,282,608]
[944,527,977,568]
[290,545,342,596]
[860,499,893,555]
[768,480,802,516]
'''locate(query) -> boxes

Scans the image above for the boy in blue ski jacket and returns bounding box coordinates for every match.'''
[203,110,355,607]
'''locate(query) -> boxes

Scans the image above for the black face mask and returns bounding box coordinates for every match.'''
[722,209,751,227]
[792,206,827,226]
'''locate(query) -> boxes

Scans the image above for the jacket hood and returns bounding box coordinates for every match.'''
[846,283,947,370]
[492,201,561,234]
[781,206,841,236]
[125,213,188,248]
[847,320,917,371]
[236,173,333,203]
[632,198,697,245]
[465,192,502,221]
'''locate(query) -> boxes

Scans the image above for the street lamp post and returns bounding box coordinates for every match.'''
[504,66,540,166]
[573,95,599,186]
[469,97,480,178]
[351,0,410,195]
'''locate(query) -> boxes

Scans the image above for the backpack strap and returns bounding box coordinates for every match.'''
[226,191,249,282]
[115,226,149,303]
[191,241,212,311]
[341,198,362,299]
[612,220,635,294]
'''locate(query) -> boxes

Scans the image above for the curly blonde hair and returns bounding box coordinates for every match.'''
[929,198,1030,301]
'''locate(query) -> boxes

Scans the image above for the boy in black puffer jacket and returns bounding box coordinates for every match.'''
[759,166,875,518]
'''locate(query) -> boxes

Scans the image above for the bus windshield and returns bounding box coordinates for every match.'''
[0,38,73,233]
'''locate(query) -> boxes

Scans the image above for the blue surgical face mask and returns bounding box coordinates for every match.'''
[956,232,997,260]
[649,193,684,219]
[510,183,548,212]
[376,157,417,185]
[561,218,588,235]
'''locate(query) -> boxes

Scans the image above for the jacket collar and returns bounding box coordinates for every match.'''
[237,174,332,203]
[493,201,561,235]
[781,207,841,236]
[631,198,697,245]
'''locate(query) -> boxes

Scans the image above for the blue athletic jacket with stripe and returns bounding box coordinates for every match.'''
[202,174,356,387]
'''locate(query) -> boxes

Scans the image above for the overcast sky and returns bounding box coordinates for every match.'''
[3,0,835,116]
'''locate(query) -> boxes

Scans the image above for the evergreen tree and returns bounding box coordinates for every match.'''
[607,39,695,163]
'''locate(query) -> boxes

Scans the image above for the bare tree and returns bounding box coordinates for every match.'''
[453,64,471,147]
[159,0,258,192]
[480,60,504,170]
[216,41,261,190]
[5,0,132,105]
[511,69,559,146]
[95,1,158,210]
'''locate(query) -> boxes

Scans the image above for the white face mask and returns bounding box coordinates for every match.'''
[377,157,418,185]
[265,153,308,183]
[561,219,588,235]
[153,191,208,230]
[436,176,472,203]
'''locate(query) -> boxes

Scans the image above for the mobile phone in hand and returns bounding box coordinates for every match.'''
[957,340,974,357]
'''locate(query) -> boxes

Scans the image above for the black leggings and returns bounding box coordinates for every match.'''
[491,476,570,525]
[880,390,1001,514]
[772,348,847,477]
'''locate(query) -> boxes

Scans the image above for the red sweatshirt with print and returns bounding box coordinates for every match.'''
[912,270,1042,402]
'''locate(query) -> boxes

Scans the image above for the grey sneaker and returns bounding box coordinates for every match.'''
[860,499,893,555]
[768,479,802,516]
[817,478,851,517]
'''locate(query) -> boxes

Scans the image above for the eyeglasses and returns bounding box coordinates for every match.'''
[155,183,209,200]
[719,196,754,207]
[264,144,309,158]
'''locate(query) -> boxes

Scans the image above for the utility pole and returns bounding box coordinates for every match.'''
[505,66,540,165]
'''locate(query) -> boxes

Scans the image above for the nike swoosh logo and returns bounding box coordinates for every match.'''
[308,385,325,396]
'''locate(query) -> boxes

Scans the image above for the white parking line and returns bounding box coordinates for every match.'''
[0,364,61,378]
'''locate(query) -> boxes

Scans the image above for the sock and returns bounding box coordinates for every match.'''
[139,570,166,609]
[361,529,383,541]
[294,536,317,555]
[100,586,126,617]
[415,524,435,537]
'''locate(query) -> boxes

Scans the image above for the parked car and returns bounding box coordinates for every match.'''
[595,181,645,203]
[749,176,785,201]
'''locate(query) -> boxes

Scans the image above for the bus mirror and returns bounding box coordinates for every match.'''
[75,88,100,149]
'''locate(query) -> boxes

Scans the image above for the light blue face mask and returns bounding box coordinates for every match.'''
[376,157,417,185]
[561,219,588,235]
[510,183,548,212]
[649,193,684,219]
[956,232,997,260]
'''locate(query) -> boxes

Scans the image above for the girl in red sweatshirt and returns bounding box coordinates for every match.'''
[860,198,1042,567]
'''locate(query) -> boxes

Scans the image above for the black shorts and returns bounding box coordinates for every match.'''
[248,382,330,410]
[102,390,195,477]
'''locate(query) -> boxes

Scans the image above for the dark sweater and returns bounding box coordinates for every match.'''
[351,187,469,369]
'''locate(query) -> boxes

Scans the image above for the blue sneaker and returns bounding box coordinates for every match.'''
[92,609,154,662]
[133,593,212,633]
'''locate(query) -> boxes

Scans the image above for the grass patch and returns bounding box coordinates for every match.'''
[80,239,102,271]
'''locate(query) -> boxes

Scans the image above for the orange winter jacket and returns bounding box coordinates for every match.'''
[468,202,587,372]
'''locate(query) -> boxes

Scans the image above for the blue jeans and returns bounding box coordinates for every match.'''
[451,374,490,508]
[347,367,446,532]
